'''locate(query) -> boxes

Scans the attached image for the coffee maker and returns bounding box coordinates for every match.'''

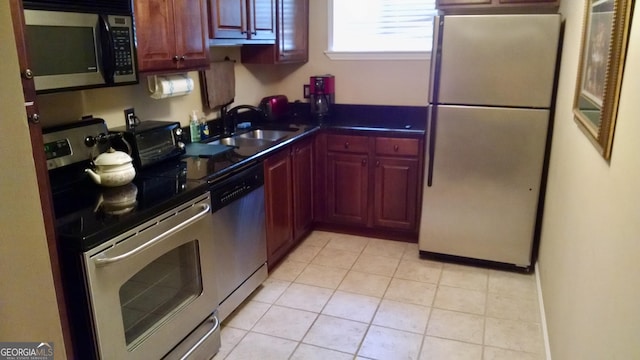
[309,75,335,121]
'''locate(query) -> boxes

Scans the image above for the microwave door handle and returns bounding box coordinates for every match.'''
[98,14,115,84]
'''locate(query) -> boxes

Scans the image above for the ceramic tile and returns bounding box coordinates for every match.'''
[286,243,323,263]
[290,344,353,360]
[268,259,307,282]
[352,254,400,277]
[322,290,380,323]
[362,238,407,259]
[488,270,537,300]
[426,309,485,344]
[384,278,436,306]
[211,326,246,360]
[223,300,270,330]
[394,259,442,284]
[420,336,483,360]
[302,315,368,354]
[274,283,333,313]
[338,270,391,297]
[440,264,489,291]
[372,299,430,334]
[401,242,421,261]
[486,293,540,322]
[358,325,423,360]
[294,263,348,289]
[311,247,360,269]
[433,285,486,315]
[483,346,544,360]
[302,231,333,248]
[484,317,543,354]
[249,278,290,304]
[325,234,370,253]
[217,232,546,360]
[224,332,297,360]
[252,305,317,341]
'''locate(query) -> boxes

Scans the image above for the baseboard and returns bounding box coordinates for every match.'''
[535,262,552,360]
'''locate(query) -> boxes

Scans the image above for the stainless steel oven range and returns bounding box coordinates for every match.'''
[45,119,221,359]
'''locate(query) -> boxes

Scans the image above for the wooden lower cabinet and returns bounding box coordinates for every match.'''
[292,138,314,239]
[373,157,419,230]
[323,133,422,234]
[326,152,369,225]
[264,137,314,267]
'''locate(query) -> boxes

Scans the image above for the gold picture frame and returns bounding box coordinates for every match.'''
[573,0,633,160]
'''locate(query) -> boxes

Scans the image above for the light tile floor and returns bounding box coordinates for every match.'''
[213,231,545,360]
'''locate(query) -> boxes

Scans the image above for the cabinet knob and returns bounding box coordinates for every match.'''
[180,55,186,61]
[29,113,40,124]
[376,160,380,167]
[393,145,399,152]
[344,142,350,149]
[23,68,34,80]
[173,55,179,62]
[362,159,367,166]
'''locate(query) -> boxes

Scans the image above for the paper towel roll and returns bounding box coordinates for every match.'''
[148,74,194,99]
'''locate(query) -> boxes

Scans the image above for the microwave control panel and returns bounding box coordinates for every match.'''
[112,26,134,76]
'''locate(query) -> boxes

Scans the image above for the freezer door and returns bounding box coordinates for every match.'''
[437,14,560,108]
[420,105,548,266]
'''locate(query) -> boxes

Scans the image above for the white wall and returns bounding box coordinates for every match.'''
[538,1,640,359]
[0,3,66,358]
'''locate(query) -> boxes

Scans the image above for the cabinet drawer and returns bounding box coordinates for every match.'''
[375,138,419,157]
[327,134,369,153]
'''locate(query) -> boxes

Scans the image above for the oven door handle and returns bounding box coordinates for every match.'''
[93,203,211,267]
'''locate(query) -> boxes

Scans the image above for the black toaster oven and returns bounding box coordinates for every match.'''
[111,120,186,169]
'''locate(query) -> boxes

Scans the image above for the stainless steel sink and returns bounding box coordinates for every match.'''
[208,136,274,148]
[237,129,298,141]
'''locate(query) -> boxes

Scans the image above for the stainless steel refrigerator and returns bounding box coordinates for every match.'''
[419,14,561,269]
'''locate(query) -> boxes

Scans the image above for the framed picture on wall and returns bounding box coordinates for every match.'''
[572,0,634,160]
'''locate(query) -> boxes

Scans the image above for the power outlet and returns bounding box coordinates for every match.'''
[124,108,136,128]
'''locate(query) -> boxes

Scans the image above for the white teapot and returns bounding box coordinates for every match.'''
[85,148,136,187]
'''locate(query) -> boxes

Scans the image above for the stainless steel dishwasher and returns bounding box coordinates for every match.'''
[209,162,267,322]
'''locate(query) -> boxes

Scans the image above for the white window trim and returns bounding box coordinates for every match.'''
[326,0,433,61]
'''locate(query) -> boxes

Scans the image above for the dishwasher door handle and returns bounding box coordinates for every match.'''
[93,203,211,267]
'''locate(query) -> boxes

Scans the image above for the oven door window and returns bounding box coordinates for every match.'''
[119,241,202,348]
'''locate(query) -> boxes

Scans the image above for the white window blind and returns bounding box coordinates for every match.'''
[328,0,437,60]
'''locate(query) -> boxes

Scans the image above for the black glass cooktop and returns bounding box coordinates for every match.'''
[50,142,259,251]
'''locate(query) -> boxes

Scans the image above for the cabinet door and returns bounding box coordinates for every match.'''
[174,0,210,69]
[134,0,178,72]
[326,153,369,225]
[277,0,308,62]
[264,148,294,267]
[249,0,276,40]
[374,157,419,231]
[210,0,248,39]
[292,138,313,240]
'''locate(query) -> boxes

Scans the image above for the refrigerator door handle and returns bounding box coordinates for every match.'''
[428,15,442,104]
[426,104,436,187]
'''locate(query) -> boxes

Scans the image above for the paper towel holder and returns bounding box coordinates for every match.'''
[147,73,194,99]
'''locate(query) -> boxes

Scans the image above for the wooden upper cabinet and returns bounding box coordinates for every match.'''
[209,0,276,41]
[436,0,559,13]
[241,0,308,64]
[134,0,209,73]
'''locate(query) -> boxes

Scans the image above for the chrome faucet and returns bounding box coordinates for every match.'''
[221,105,267,135]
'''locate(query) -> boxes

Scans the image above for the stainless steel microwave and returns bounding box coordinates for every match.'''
[23,9,138,93]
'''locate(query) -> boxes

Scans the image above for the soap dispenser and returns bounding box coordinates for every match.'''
[190,110,201,142]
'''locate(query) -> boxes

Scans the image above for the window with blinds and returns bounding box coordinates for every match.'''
[327,0,437,60]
